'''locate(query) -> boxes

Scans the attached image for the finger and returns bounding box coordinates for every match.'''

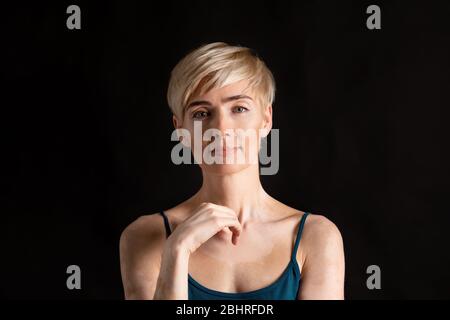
[217,217,242,233]
[231,232,239,246]
[227,223,242,243]
[220,225,240,246]
[202,203,237,216]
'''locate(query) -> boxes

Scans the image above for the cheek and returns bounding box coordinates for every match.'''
[234,113,266,149]
[239,110,264,128]
[247,113,267,139]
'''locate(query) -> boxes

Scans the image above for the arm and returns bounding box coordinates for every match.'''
[153,238,190,299]
[297,215,345,300]
[119,204,242,300]
[119,215,189,299]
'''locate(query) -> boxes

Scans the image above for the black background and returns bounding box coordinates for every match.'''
[2,0,450,299]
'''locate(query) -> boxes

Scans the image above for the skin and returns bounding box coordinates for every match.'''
[119,79,345,299]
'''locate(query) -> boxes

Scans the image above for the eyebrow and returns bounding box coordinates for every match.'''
[186,94,253,110]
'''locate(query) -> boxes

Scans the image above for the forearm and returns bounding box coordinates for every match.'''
[153,238,190,300]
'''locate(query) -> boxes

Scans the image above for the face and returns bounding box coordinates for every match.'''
[173,79,273,175]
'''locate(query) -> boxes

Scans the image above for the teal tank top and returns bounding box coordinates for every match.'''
[159,210,310,300]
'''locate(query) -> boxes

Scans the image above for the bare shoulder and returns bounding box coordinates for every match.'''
[119,213,167,299]
[276,201,343,245]
[301,213,344,253]
[302,213,343,242]
[296,212,345,299]
[120,213,166,245]
[275,200,344,261]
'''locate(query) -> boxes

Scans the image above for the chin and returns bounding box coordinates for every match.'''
[200,162,252,176]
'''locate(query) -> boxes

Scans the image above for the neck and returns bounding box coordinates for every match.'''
[193,164,271,225]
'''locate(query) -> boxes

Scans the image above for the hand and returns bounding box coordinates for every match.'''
[168,202,242,255]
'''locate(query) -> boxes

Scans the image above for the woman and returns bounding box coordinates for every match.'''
[119,42,345,300]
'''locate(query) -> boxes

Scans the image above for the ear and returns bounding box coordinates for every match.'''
[172,114,181,129]
[261,104,273,138]
[172,114,187,145]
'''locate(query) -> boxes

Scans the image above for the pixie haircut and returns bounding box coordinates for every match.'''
[167,42,276,120]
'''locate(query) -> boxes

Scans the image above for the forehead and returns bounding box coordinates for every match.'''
[193,79,258,101]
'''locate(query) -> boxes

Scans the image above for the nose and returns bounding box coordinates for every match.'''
[211,108,230,130]
[209,109,234,144]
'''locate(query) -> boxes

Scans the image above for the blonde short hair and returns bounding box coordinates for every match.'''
[167,42,276,120]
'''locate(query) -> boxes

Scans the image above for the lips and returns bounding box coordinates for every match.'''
[213,146,240,156]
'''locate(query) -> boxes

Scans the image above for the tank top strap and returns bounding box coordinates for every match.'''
[159,210,172,238]
[291,212,310,260]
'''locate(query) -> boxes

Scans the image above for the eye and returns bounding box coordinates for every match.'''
[192,110,209,120]
[233,106,248,113]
